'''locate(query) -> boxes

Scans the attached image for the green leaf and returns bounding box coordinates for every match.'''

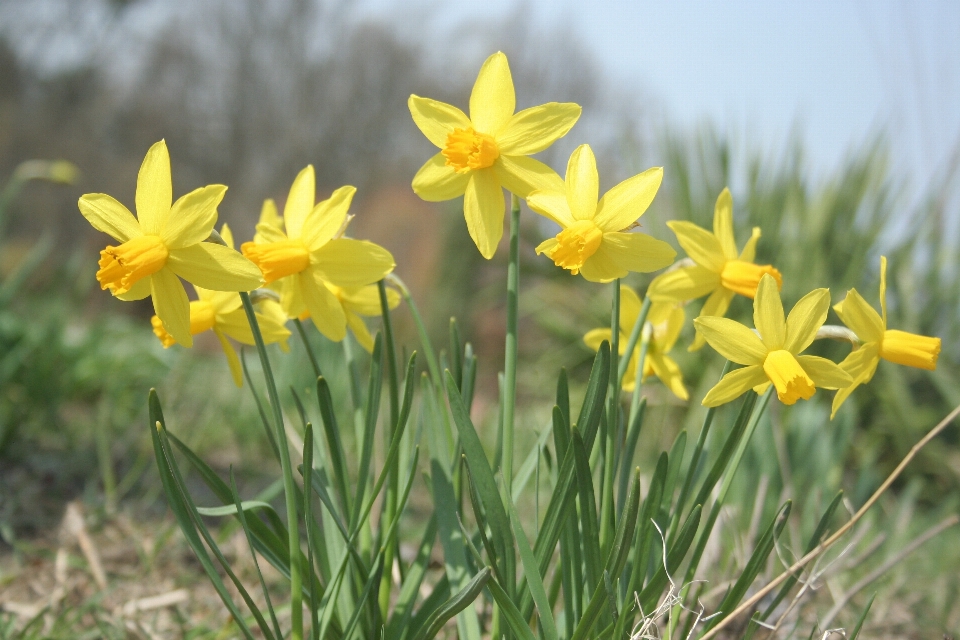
[444,370,515,595]
[316,375,353,521]
[707,501,792,631]
[195,501,275,517]
[351,332,384,532]
[411,567,492,640]
[487,577,539,640]
[762,490,844,619]
[387,516,439,639]
[637,504,702,614]
[509,500,559,640]
[849,592,876,640]
[572,430,602,591]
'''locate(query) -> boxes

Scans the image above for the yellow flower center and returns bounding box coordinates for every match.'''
[880,329,941,370]
[762,349,815,405]
[151,300,218,348]
[544,220,604,275]
[720,260,783,298]
[96,235,168,295]
[241,239,311,284]
[442,127,500,174]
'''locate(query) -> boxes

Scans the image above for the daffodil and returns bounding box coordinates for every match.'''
[240,165,395,342]
[409,51,581,258]
[78,140,263,347]
[830,256,941,417]
[526,145,676,282]
[250,197,396,351]
[584,286,688,400]
[696,274,851,407]
[648,188,782,350]
[150,224,291,386]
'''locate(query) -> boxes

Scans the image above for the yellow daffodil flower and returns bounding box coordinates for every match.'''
[648,188,782,350]
[527,145,676,282]
[323,283,401,352]
[583,286,688,400]
[696,274,851,407]
[830,256,941,417]
[240,165,395,342]
[78,140,263,347]
[409,51,581,258]
[150,224,291,386]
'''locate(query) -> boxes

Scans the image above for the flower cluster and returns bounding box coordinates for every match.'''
[408,52,940,412]
[78,52,941,411]
[79,142,396,386]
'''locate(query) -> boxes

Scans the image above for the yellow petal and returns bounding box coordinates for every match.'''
[795,355,853,389]
[739,227,761,262]
[526,189,575,228]
[830,344,880,418]
[339,284,391,316]
[115,276,152,301]
[834,288,884,343]
[213,328,244,387]
[583,327,613,352]
[78,193,142,242]
[494,155,564,199]
[280,275,306,319]
[283,165,315,240]
[301,271,347,341]
[303,185,355,251]
[657,305,686,352]
[150,268,191,347]
[565,145,599,221]
[763,350,815,404]
[135,140,172,236]
[259,198,282,229]
[619,286,643,329]
[666,221,726,272]
[219,223,235,250]
[408,95,472,148]
[495,102,581,155]
[412,153,470,201]
[594,167,663,232]
[879,255,888,326]
[469,52,515,135]
[753,274,785,350]
[535,237,558,255]
[254,220,288,244]
[693,316,767,365]
[163,185,227,249]
[713,188,738,260]
[203,289,242,314]
[463,169,505,259]
[167,243,263,292]
[347,310,375,352]
[702,365,768,407]
[648,266,721,303]
[689,287,735,351]
[312,238,395,287]
[648,353,689,401]
[783,288,831,354]
[579,232,675,282]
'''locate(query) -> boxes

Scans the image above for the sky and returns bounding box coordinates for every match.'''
[368,0,960,197]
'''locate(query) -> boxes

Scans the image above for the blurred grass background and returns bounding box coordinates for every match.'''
[0,0,958,636]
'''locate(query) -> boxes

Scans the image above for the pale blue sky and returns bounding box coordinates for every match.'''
[368,0,960,196]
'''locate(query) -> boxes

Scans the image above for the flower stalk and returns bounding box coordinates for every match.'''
[502,194,521,502]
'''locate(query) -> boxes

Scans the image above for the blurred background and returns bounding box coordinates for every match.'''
[1,0,959,635]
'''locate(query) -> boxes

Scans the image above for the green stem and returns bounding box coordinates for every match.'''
[241,292,303,640]
[294,318,322,379]
[377,279,400,619]
[618,297,651,387]
[626,298,652,428]
[502,195,521,503]
[599,280,620,557]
